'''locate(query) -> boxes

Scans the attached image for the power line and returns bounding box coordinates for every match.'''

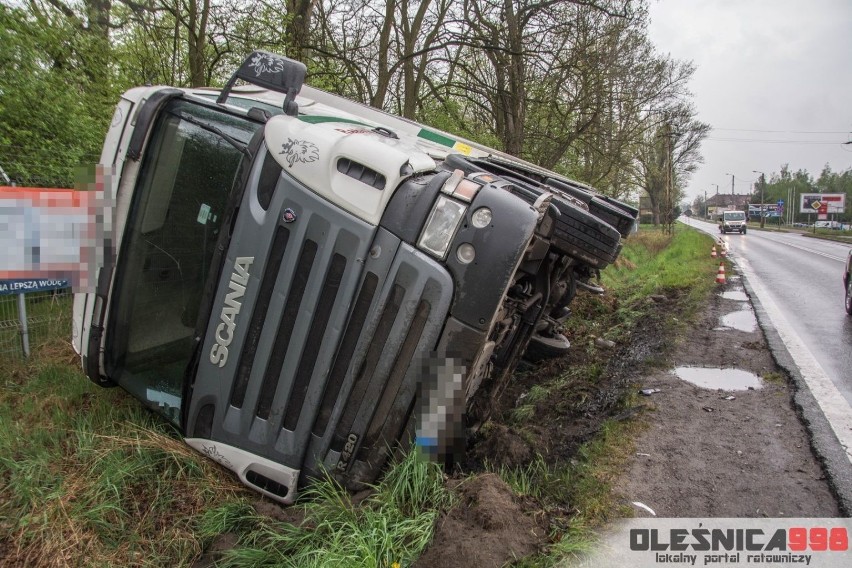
[705,137,847,145]
[712,128,850,134]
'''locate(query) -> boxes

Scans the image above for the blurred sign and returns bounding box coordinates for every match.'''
[0,178,115,292]
[801,193,845,214]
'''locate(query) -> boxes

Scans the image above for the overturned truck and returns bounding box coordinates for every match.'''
[73,52,637,504]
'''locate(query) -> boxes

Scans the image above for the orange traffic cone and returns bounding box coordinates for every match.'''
[720,246,727,258]
[715,263,726,284]
[711,246,717,258]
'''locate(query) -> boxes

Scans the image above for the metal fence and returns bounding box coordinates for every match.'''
[0,288,73,358]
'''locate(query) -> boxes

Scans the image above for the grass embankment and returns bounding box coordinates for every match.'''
[488,225,720,565]
[0,351,448,567]
[0,226,720,567]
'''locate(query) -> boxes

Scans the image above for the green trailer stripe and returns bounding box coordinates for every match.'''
[298,115,371,126]
[417,129,456,147]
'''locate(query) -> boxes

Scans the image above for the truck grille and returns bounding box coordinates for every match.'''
[188,161,453,493]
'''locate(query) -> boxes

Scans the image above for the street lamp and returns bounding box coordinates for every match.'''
[708,184,719,219]
[753,170,765,228]
[724,173,735,196]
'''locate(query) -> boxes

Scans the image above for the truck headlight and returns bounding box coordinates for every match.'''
[418,195,467,259]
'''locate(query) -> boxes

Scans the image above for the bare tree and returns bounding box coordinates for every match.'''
[634,104,709,227]
[311,0,454,117]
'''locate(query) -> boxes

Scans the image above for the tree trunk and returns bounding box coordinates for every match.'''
[186,0,210,87]
[285,0,317,62]
[370,0,397,109]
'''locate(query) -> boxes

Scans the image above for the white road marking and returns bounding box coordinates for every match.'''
[756,235,846,262]
[690,219,847,262]
[736,254,852,463]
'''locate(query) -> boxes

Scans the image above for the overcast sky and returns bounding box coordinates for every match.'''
[647,0,852,205]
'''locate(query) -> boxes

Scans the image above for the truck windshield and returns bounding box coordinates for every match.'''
[105,99,260,424]
[725,212,745,221]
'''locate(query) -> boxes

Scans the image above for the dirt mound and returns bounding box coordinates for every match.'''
[414,474,546,568]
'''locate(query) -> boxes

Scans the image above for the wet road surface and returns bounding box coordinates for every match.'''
[682,217,852,479]
[685,217,852,403]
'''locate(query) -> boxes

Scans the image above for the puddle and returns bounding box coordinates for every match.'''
[720,305,757,332]
[674,366,763,391]
[720,290,748,302]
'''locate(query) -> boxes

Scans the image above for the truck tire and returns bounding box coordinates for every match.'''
[524,332,571,362]
[846,279,852,316]
[549,197,621,269]
[587,196,637,238]
[439,153,621,268]
[484,180,621,269]
[543,179,636,239]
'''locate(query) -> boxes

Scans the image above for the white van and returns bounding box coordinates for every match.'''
[719,210,747,234]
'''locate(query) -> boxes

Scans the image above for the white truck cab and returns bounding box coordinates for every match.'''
[72,52,638,503]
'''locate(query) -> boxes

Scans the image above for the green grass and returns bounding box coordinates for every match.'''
[604,225,718,302]
[0,225,720,567]
[203,451,451,568]
[0,351,245,566]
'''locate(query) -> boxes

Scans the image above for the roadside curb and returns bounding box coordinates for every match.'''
[733,255,852,516]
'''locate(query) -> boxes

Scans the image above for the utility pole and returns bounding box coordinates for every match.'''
[664,122,673,233]
[753,170,765,229]
[724,173,735,203]
[709,184,719,219]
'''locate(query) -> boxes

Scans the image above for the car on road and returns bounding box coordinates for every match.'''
[719,210,747,234]
[815,221,841,230]
[845,250,852,316]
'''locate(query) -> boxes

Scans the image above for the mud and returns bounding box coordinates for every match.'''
[413,474,547,568]
[419,274,838,566]
[616,277,839,517]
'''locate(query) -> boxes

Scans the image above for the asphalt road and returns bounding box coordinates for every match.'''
[685,217,852,400]
[683,217,852,509]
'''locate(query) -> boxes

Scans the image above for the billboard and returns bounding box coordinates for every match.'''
[0,182,114,292]
[800,193,846,215]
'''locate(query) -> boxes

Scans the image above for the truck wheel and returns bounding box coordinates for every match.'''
[438,154,621,267]
[549,198,621,269]
[587,196,638,238]
[524,332,571,362]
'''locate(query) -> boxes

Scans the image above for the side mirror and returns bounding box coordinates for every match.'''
[217,51,306,117]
